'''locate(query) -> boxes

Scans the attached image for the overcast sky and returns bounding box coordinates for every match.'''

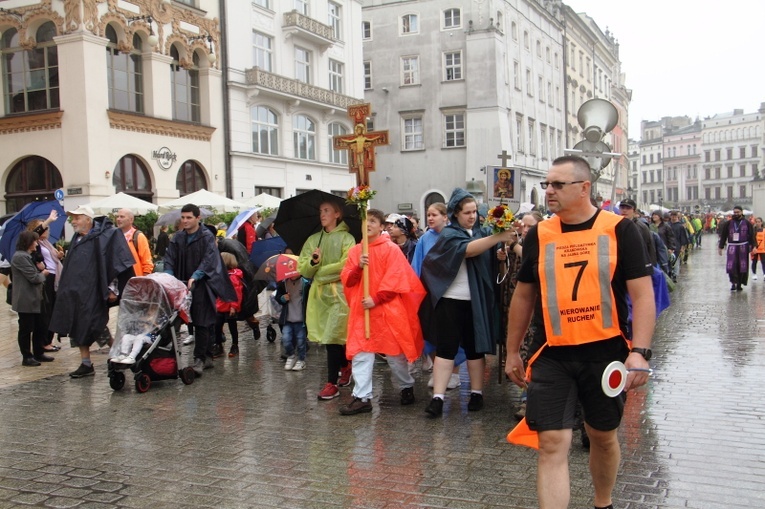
[565,0,764,139]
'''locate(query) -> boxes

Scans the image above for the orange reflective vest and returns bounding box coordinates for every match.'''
[537,212,622,346]
[755,230,765,254]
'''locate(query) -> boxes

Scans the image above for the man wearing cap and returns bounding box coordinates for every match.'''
[619,199,657,266]
[49,206,136,378]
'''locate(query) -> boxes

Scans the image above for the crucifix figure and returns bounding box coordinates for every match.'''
[333,103,389,187]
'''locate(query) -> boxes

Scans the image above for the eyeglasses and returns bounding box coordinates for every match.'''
[539,180,585,190]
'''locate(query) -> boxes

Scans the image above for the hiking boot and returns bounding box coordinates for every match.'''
[467,393,484,411]
[317,383,339,400]
[514,402,527,421]
[70,363,95,378]
[192,358,204,376]
[425,397,443,418]
[338,364,352,387]
[284,355,297,371]
[447,373,461,390]
[292,360,306,371]
[339,397,373,415]
[228,344,239,358]
[400,387,415,405]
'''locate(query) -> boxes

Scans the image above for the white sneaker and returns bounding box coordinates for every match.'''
[753,275,758,281]
[284,355,296,370]
[427,374,434,388]
[182,335,195,346]
[446,373,461,390]
[119,355,136,365]
[292,360,306,371]
[112,354,126,363]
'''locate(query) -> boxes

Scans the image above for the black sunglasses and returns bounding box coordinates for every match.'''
[539,180,585,190]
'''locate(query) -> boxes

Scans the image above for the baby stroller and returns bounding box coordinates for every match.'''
[107,273,194,393]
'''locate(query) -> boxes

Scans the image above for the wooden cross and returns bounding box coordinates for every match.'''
[497,150,512,167]
[333,103,389,187]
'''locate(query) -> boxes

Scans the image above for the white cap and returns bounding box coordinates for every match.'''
[385,213,403,223]
[66,205,95,218]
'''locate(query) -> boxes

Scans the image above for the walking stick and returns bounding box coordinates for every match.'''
[361,202,370,338]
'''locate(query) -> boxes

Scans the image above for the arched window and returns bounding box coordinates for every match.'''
[328,122,348,164]
[105,25,143,112]
[170,45,200,122]
[4,156,63,213]
[293,114,315,160]
[1,22,59,113]
[251,106,278,155]
[530,187,539,207]
[424,192,445,210]
[113,155,153,201]
[176,160,207,196]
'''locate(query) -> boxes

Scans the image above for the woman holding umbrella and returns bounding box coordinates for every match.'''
[298,200,356,400]
[27,215,64,352]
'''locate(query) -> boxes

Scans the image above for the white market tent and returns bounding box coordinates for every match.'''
[242,192,282,210]
[85,192,159,216]
[158,189,246,213]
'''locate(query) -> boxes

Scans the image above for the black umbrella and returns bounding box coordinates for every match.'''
[273,189,361,254]
[256,213,277,239]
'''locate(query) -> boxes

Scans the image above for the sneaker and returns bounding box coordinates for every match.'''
[211,344,224,359]
[228,344,239,358]
[119,355,136,365]
[284,355,297,370]
[292,360,306,371]
[69,363,95,378]
[182,335,195,346]
[427,374,434,388]
[203,357,214,369]
[753,275,758,281]
[317,383,339,400]
[400,387,415,405]
[425,397,444,418]
[339,397,373,415]
[338,364,352,387]
[192,358,204,376]
[467,393,484,411]
[111,354,127,363]
[447,373,461,390]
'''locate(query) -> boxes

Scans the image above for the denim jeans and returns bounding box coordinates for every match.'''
[281,322,307,360]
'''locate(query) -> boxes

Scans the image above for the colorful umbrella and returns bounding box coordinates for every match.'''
[225,208,260,238]
[254,254,300,282]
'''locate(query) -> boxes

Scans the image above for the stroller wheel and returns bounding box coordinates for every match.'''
[180,366,195,385]
[109,371,125,391]
[266,326,277,343]
[135,373,151,393]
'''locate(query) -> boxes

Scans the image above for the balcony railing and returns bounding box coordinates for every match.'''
[283,10,335,46]
[245,68,363,110]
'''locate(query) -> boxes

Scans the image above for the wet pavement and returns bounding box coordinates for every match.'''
[0,236,763,508]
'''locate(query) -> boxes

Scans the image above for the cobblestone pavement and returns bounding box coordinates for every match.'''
[0,236,763,508]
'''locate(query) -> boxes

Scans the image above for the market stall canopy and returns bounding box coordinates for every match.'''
[159,189,245,213]
[242,193,282,210]
[86,192,159,216]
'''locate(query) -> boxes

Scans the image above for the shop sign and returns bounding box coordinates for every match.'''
[152,147,177,170]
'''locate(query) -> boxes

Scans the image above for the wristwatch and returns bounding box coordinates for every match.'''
[630,347,652,361]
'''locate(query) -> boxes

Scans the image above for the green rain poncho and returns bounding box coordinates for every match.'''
[298,221,356,345]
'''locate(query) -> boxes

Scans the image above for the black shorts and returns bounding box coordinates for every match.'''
[433,298,483,361]
[526,355,625,432]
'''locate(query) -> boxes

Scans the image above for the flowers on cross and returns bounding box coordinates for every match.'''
[484,204,515,234]
[347,185,376,218]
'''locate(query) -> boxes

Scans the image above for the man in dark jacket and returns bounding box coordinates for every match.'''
[164,204,236,375]
[49,206,136,378]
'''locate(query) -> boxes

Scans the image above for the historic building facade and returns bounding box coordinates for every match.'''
[360,0,566,217]
[0,0,225,213]
[225,0,365,201]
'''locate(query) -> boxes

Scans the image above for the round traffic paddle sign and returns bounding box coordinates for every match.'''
[601,361,627,397]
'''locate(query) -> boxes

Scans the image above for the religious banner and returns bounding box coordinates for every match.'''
[486,150,521,211]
